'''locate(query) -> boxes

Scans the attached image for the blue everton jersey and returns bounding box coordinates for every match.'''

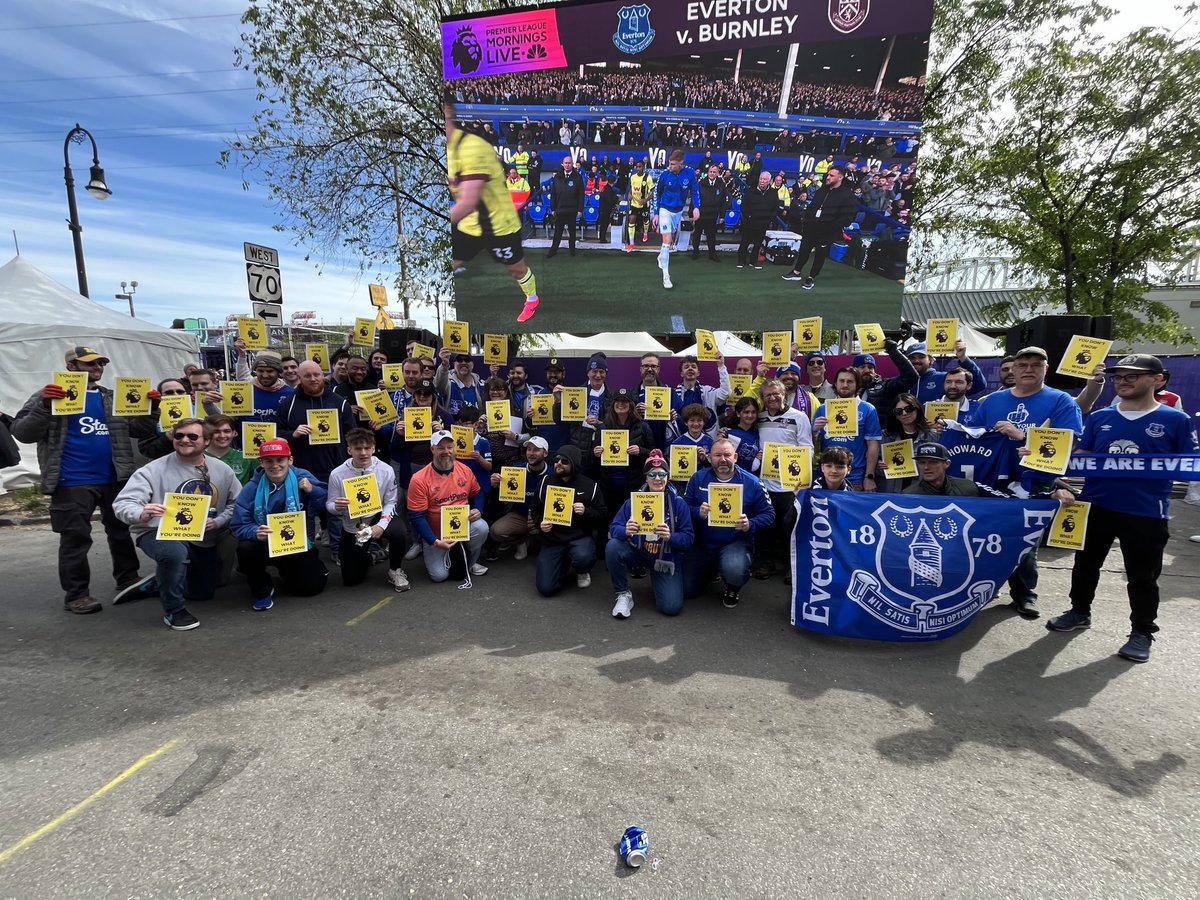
[1079,403,1197,518]
[653,168,700,213]
[814,398,882,484]
[940,427,1018,487]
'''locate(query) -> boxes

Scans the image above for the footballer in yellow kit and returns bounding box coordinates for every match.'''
[625,159,653,251]
[445,96,540,323]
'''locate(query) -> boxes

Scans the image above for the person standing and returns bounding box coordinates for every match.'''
[652,148,701,290]
[811,368,883,492]
[1046,354,1199,662]
[752,379,814,582]
[112,418,242,631]
[781,165,857,290]
[691,164,728,261]
[624,159,654,251]
[907,340,987,404]
[737,171,779,270]
[547,154,584,258]
[11,346,142,613]
[855,340,919,422]
[246,350,295,428]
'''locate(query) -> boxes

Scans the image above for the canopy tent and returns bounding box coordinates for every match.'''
[524,332,673,357]
[675,331,760,359]
[0,256,200,490]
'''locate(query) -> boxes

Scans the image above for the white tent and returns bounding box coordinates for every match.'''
[524,332,673,358]
[0,256,200,490]
[675,330,761,359]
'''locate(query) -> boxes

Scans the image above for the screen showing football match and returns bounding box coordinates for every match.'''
[441,0,934,332]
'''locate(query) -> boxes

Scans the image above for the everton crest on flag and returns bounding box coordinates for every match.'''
[793,493,1060,641]
[828,0,869,34]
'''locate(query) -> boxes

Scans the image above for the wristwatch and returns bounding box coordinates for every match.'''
[864,473,876,480]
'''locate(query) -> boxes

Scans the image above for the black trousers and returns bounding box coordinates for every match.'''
[49,482,140,601]
[754,490,796,566]
[338,517,410,586]
[691,218,720,257]
[550,211,578,250]
[236,541,328,598]
[1068,505,1170,635]
[737,222,768,265]
[791,233,834,277]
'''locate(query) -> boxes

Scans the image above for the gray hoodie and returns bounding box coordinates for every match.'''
[112,453,241,547]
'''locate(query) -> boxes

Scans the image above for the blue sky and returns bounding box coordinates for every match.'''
[0,0,440,331]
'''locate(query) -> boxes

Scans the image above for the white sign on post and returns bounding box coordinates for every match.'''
[244,242,282,306]
[252,301,284,325]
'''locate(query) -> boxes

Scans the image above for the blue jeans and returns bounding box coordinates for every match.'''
[1009,542,1039,602]
[605,539,684,615]
[683,541,753,598]
[136,532,219,615]
[421,518,489,582]
[536,537,596,597]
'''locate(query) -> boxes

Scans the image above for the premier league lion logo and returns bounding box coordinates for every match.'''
[614,4,655,54]
[828,0,869,34]
[355,487,372,504]
[451,26,482,75]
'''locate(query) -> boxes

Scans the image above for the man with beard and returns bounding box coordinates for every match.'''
[636,353,669,449]
[528,358,571,456]
[434,351,485,416]
[407,431,489,582]
[683,438,774,608]
[737,171,779,270]
[333,355,374,423]
[907,340,987,404]
[246,350,295,429]
[771,362,818,422]
[936,368,979,426]
[781,165,857,290]
[488,435,552,560]
[691,164,728,261]
[505,361,545,415]
[386,357,425,413]
[854,340,918,422]
[531,445,607,596]
[812,368,883,492]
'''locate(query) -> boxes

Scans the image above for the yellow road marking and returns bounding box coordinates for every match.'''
[0,737,181,866]
[346,595,392,626]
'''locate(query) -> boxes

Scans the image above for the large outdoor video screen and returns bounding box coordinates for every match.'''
[441,0,934,333]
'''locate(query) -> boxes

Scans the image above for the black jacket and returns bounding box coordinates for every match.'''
[697,177,729,221]
[799,183,858,239]
[551,169,585,211]
[741,185,782,225]
[532,445,608,545]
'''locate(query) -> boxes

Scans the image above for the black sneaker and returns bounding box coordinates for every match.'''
[164,608,200,631]
[1012,597,1040,619]
[113,574,159,605]
[751,560,774,580]
[782,272,805,282]
[630,565,647,580]
[802,277,815,291]
[722,588,740,608]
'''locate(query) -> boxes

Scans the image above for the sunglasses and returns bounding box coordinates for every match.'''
[893,406,916,414]
[161,389,189,396]
[173,433,203,442]
[646,471,669,479]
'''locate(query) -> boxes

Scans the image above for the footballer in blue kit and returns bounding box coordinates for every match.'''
[1047,354,1199,663]
[651,149,700,291]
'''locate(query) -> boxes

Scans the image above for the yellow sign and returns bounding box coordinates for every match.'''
[824,398,859,437]
[358,390,398,426]
[221,380,254,417]
[440,504,470,542]
[483,334,507,365]
[542,484,576,527]
[670,444,697,482]
[762,331,790,367]
[305,343,328,370]
[560,387,586,422]
[793,316,822,353]
[158,394,194,429]
[1020,426,1074,476]
[307,408,341,445]
[729,374,752,401]
[368,283,388,308]
[760,441,785,481]
[1047,501,1090,551]
[1056,336,1113,380]
[924,401,960,424]
[486,399,510,432]
[451,424,475,458]
[344,473,383,519]
[267,510,307,557]
[855,323,885,352]
[238,317,268,349]
[926,318,958,355]
[155,492,212,542]
[630,491,663,536]
[600,429,628,467]
[404,405,431,441]
[241,422,277,458]
[643,385,671,421]
[411,343,436,360]
[881,439,916,480]
[375,308,395,331]
[51,371,88,416]
[707,483,742,528]
[695,329,719,361]
[382,363,405,390]
[530,394,555,425]
[778,445,813,490]
[443,320,469,353]
[114,377,151,417]
[353,317,376,347]
[499,466,526,503]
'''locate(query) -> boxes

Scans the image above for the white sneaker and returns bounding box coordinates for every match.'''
[469,563,489,576]
[577,572,591,589]
[1190,535,1200,544]
[663,274,673,289]
[404,541,422,561]
[388,568,410,592]
[514,541,528,560]
[612,592,633,618]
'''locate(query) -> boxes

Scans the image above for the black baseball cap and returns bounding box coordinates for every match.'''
[914,442,950,462]
[1106,353,1164,375]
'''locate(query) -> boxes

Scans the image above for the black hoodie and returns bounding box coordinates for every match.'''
[533,444,608,545]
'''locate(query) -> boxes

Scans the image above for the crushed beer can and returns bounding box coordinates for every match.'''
[619,825,648,867]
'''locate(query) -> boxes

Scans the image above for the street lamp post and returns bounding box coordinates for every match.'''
[115,280,138,317]
[63,123,112,298]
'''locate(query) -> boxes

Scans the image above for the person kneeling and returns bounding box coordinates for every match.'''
[230,439,329,610]
[406,430,489,583]
[531,445,607,596]
[606,451,694,618]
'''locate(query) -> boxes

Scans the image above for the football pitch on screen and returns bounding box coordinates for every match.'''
[452,248,900,333]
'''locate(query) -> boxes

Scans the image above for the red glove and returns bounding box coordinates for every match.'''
[147,389,162,402]
[40,384,67,405]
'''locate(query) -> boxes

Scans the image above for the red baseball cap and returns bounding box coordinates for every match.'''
[257,439,292,458]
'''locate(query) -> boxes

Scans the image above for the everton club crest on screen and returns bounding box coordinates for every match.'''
[614,4,655,54]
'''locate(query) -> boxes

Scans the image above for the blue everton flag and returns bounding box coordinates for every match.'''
[792,493,1060,642]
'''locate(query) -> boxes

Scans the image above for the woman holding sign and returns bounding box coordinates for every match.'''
[591,389,655,523]
[878,393,937,492]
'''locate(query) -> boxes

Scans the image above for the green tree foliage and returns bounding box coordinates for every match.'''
[222,0,486,317]
[918,1,1200,345]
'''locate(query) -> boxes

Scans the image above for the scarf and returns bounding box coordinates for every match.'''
[630,487,679,575]
[253,469,309,547]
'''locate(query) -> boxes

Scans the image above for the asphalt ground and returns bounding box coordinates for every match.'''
[1,503,1198,899]
[451,244,900,333]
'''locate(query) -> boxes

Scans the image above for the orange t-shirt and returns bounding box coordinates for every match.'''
[407,462,480,537]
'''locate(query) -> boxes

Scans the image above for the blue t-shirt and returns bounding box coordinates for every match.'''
[814,398,883,484]
[973,385,1083,489]
[59,390,117,486]
[1078,403,1198,519]
[726,427,760,474]
[654,168,700,213]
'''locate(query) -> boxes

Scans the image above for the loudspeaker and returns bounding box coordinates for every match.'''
[379,328,439,363]
[1005,315,1113,390]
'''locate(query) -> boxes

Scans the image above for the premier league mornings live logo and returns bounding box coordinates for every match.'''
[829,0,869,34]
[614,4,656,54]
